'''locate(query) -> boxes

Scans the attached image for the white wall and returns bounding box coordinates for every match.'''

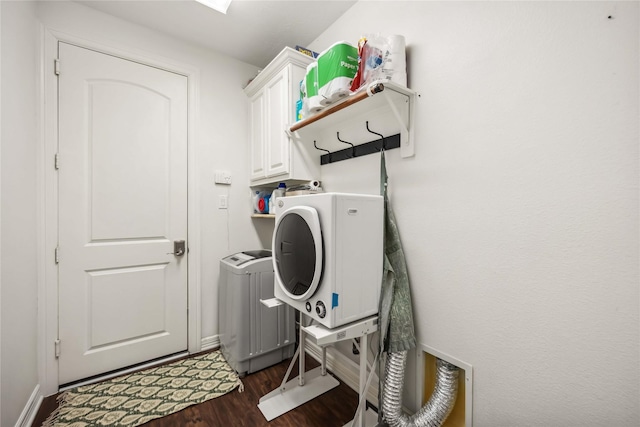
[3,1,637,425]
[1,2,3,422]
[1,1,40,425]
[1,1,262,423]
[309,1,639,425]
[0,0,2,422]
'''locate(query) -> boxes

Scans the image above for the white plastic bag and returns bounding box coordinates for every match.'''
[351,34,407,91]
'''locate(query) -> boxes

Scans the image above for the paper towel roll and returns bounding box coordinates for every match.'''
[317,41,358,105]
[383,35,407,86]
[388,35,406,54]
[305,62,324,114]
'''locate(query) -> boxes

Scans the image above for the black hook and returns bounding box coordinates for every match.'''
[366,121,386,151]
[314,140,331,163]
[336,132,355,158]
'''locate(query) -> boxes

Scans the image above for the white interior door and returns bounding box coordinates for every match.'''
[57,42,188,385]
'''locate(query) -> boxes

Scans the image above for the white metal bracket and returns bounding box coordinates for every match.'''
[381,86,415,158]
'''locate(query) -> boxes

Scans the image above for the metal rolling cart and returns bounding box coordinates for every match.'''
[257,305,379,427]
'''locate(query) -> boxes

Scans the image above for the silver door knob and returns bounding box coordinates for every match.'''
[167,240,186,256]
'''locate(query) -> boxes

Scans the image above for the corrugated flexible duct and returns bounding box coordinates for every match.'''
[382,351,460,427]
[377,150,458,426]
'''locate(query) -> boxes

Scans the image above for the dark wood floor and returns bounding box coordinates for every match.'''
[32,352,365,427]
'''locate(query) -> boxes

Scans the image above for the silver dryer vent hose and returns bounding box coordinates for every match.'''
[382,351,460,427]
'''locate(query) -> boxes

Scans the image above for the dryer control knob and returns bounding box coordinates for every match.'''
[315,301,326,318]
[305,301,312,313]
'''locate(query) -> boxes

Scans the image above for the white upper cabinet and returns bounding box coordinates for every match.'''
[264,68,288,178]
[248,86,266,180]
[245,48,319,186]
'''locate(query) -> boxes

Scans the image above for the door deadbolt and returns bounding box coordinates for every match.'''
[168,240,186,256]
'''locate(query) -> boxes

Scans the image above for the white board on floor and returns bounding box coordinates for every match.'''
[258,366,340,421]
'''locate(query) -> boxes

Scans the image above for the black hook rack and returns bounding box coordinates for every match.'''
[366,121,385,149]
[314,140,331,164]
[313,122,401,165]
[336,132,355,158]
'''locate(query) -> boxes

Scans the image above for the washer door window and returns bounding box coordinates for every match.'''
[273,206,323,300]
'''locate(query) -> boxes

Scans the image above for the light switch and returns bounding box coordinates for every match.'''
[215,170,232,185]
[218,195,228,209]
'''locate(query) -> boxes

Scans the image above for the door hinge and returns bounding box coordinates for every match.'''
[54,339,61,358]
[55,247,60,264]
[54,59,60,76]
[54,153,60,170]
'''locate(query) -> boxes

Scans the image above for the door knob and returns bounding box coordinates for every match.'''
[167,240,186,256]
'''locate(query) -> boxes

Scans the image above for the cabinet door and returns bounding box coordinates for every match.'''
[264,67,290,178]
[249,90,266,181]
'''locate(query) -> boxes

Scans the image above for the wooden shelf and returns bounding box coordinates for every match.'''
[289,83,385,133]
[288,80,417,160]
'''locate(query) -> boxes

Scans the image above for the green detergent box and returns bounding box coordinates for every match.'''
[317,41,358,105]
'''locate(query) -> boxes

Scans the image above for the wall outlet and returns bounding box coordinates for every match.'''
[215,170,232,185]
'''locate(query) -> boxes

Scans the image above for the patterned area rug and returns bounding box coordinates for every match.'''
[43,350,242,427]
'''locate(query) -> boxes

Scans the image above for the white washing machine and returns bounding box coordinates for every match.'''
[272,193,384,329]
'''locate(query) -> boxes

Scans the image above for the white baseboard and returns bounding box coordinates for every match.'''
[305,341,379,408]
[201,334,220,352]
[15,384,42,427]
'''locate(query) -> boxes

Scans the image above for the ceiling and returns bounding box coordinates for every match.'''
[76,0,357,68]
